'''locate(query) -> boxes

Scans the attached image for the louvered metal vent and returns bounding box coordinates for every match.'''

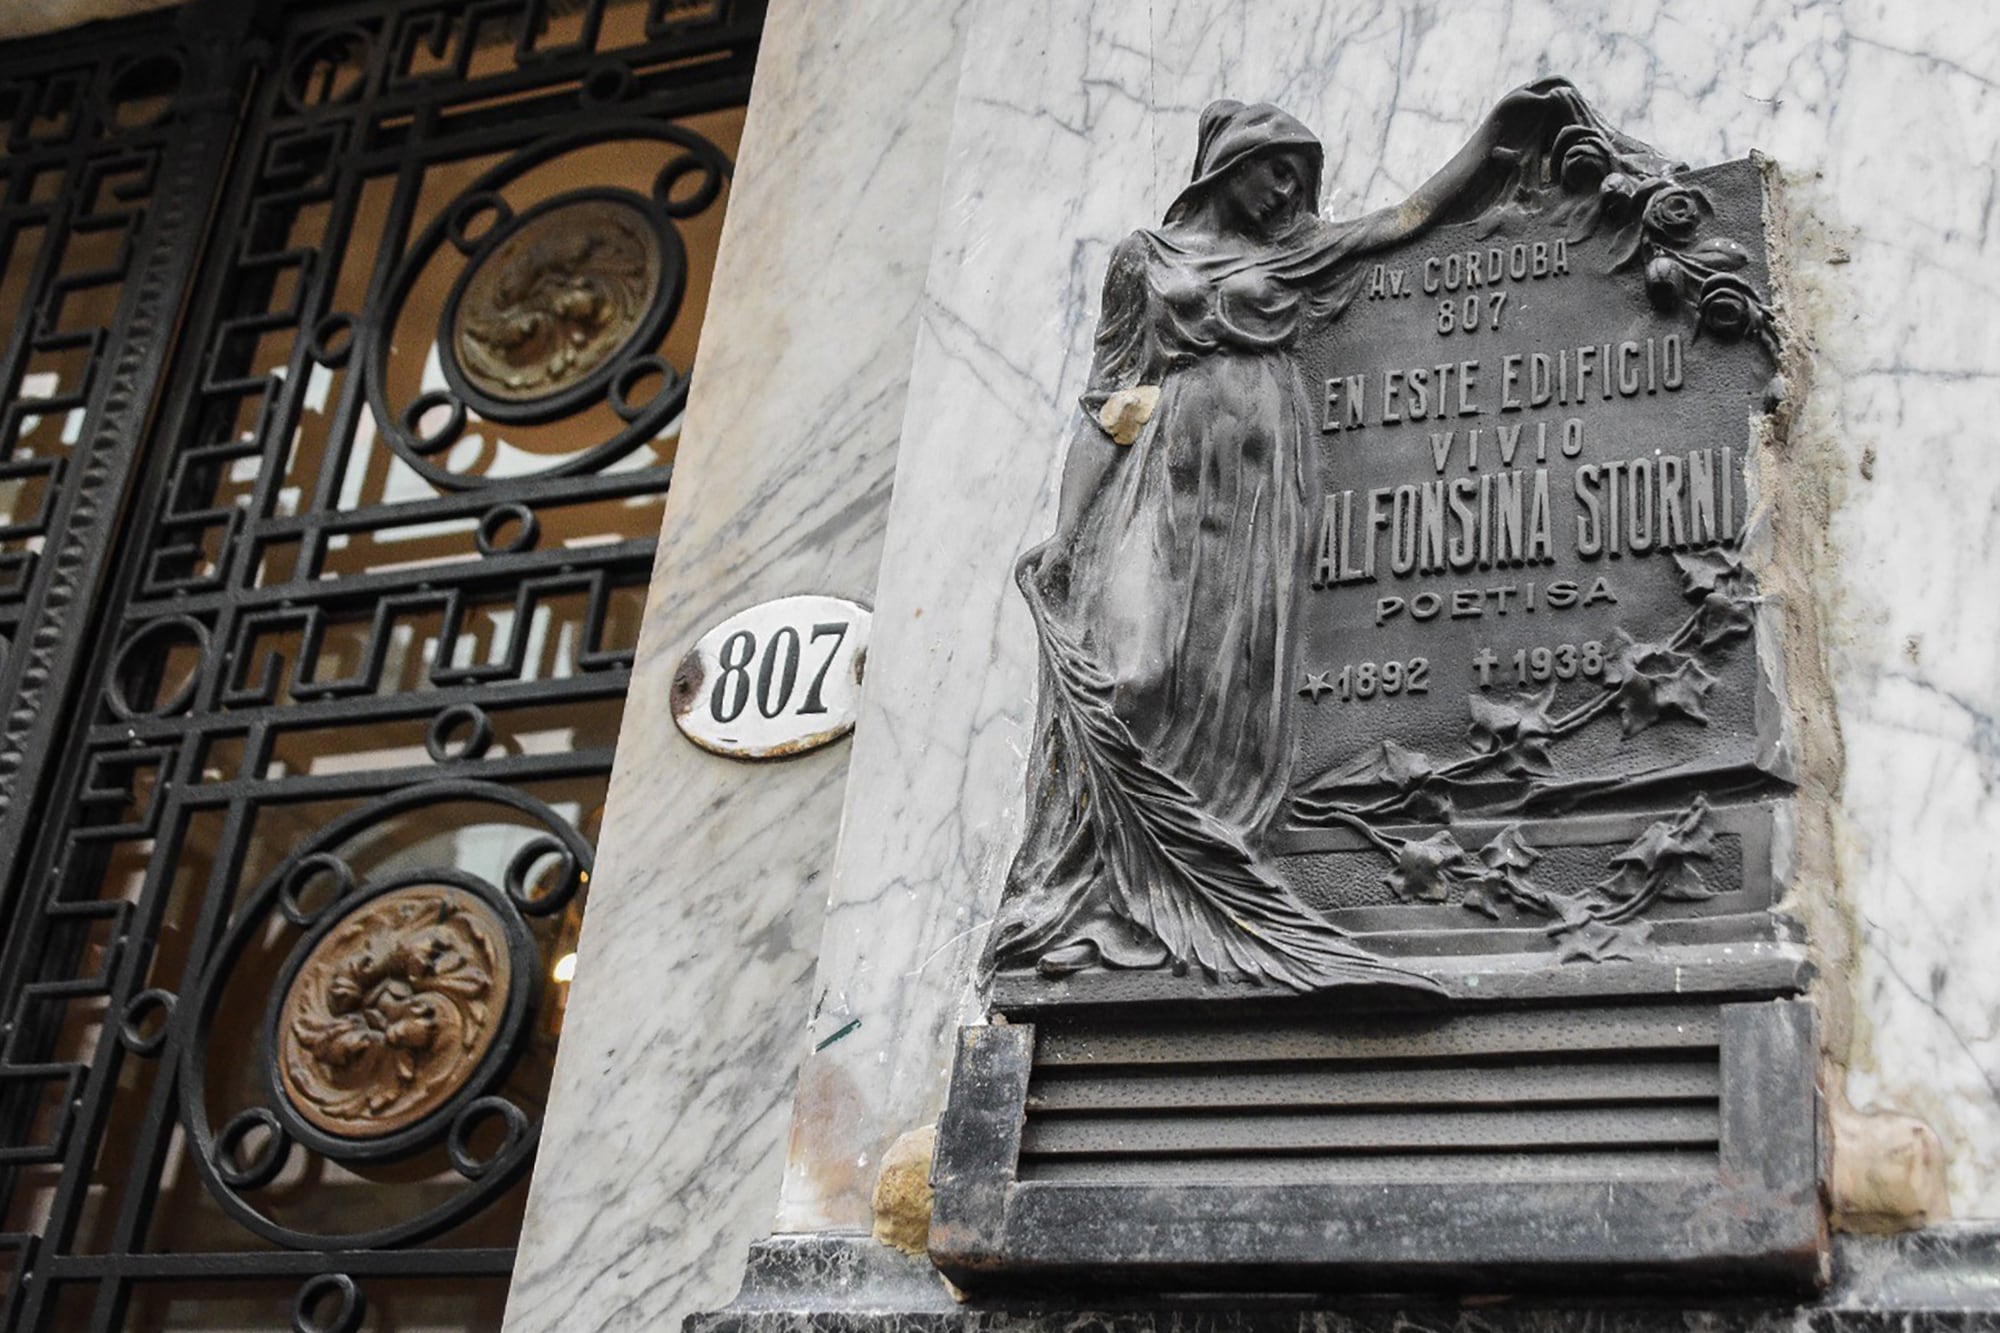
[931,998,1822,1293]
[1019,1003,1722,1186]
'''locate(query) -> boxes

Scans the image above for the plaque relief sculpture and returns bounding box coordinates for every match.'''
[275,884,510,1139]
[937,80,1820,1295]
[992,81,1593,991]
[451,195,663,402]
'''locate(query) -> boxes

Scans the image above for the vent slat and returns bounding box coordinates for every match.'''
[1027,1059,1720,1113]
[1017,1148,1717,1185]
[1018,1104,1720,1158]
[1034,1005,1719,1067]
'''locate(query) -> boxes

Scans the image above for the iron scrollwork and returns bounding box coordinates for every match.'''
[363,123,727,487]
[0,2,763,1325]
[179,780,584,1249]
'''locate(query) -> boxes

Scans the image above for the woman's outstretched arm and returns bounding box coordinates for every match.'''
[1343,77,1577,256]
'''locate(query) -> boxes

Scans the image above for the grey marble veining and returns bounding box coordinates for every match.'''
[773,0,1159,1231]
[772,0,1168,1224]
[688,1228,2000,1331]
[779,0,2000,1232]
[499,3,970,1330]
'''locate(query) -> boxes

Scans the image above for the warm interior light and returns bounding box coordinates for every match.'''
[552,951,577,983]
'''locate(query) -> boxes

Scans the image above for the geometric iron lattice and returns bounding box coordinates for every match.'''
[0,1,761,1327]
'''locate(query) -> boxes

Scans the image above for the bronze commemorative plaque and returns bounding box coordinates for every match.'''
[934,81,1823,1294]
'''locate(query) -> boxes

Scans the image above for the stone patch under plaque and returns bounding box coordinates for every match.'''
[933,80,1823,1293]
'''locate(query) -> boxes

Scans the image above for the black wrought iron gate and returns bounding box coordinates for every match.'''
[0,1,761,1326]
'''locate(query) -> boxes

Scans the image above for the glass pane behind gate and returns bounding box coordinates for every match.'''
[0,2,762,1327]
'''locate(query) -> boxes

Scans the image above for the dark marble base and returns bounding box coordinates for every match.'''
[688,1227,2000,1333]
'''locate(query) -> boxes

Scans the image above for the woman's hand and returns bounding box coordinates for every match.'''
[1492,76,1577,128]
[1354,79,1585,254]
[1485,77,1584,161]
[1097,385,1161,445]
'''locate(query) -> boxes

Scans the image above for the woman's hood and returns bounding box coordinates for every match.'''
[1165,99,1324,225]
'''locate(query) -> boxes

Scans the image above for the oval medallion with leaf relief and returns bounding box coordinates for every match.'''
[274,883,513,1141]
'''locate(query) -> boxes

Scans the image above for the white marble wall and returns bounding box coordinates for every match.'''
[780,0,2000,1230]
[774,0,1158,1232]
[500,4,969,1330]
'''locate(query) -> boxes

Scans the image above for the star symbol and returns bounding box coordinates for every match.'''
[1299,670,1334,703]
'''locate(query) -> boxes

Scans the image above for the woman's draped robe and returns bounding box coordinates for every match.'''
[991,215,1439,992]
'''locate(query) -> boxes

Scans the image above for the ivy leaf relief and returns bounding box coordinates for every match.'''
[1294,739,1452,822]
[1693,587,1758,648]
[1462,824,1554,918]
[1598,851,1713,903]
[1595,796,1719,903]
[1673,546,1749,599]
[1358,740,1453,820]
[1373,739,1438,790]
[1603,636,1717,735]
[1401,788,1456,824]
[1382,829,1473,904]
[1553,914,1652,963]
[1299,738,1433,795]
[1460,880,1507,920]
[1466,684,1560,777]
[1480,824,1542,873]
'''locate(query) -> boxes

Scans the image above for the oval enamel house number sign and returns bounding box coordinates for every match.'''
[671,595,872,759]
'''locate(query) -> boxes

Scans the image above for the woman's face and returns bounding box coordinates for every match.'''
[1221,152,1305,234]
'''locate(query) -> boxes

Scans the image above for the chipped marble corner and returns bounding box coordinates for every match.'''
[869,1123,937,1257]
[1750,152,1858,1065]
[1829,1094,1951,1234]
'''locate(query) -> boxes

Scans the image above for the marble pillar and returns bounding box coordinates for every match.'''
[500,4,970,1331]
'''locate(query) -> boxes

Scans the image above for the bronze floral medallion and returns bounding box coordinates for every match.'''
[275,884,511,1140]
[450,195,663,403]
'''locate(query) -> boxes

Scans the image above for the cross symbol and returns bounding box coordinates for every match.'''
[1299,670,1334,703]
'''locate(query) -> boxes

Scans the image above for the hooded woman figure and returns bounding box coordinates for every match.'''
[991,83,1575,991]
